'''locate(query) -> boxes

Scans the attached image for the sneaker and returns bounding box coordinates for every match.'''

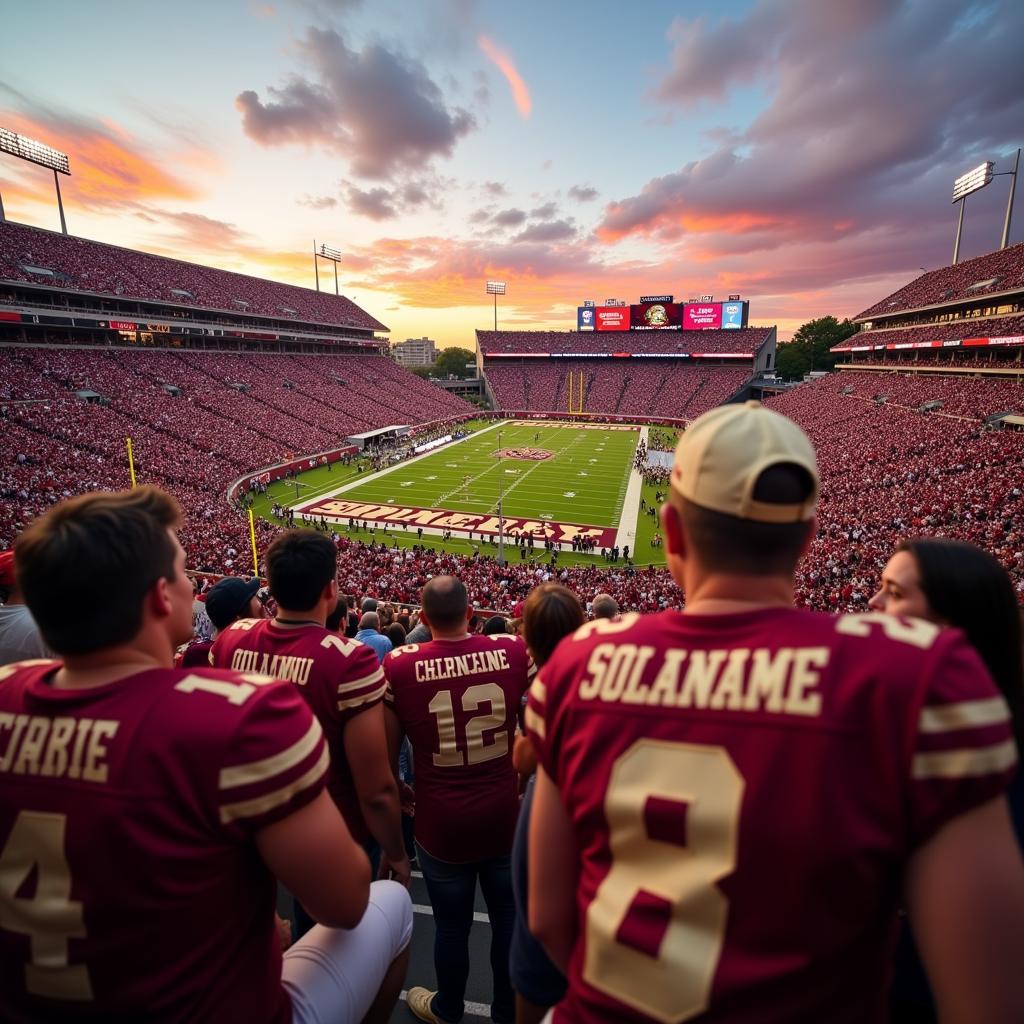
[406,987,450,1023]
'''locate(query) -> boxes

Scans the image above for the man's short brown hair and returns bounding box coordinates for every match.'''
[15,486,182,655]
[677,463,815,576]
[265,530,337,612]
[421,576,468,631]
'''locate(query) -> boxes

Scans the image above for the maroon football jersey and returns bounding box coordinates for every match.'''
[384,633,535,862]
[527,608,1017,1023]
[0,659,328,1023]
[210,618,385,842]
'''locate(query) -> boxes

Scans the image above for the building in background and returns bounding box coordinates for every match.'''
[392,336,437,367]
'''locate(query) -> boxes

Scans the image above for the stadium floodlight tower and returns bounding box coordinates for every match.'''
[950,151,1021,263]
[0,126,71,234]
[486,280,506,331]
[313,241,343,294]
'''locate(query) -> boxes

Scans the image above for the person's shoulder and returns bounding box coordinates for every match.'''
[0,657,61,693]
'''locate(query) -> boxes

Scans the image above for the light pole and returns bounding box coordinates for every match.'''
[0,127,71,234]
[314,242,343,293]
[950,154,1020,263]
[486,280,506,331]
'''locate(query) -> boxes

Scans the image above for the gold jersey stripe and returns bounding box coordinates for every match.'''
[337,681,388,711]
[218,718,323,791]
[219,746,330,823]
[524,704,546,740]
[338,670,385,695]
[912,739,1017,780]
[530,678,547,704]
[919,697,1009,734]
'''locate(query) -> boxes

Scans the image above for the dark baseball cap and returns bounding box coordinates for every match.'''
[204,577,261,630]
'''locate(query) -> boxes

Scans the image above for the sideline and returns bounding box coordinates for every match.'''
[613,426,648,553]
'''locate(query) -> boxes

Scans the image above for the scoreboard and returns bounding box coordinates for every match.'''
[577,298,749,331]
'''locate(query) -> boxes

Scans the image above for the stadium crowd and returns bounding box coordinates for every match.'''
[3,400,1024,1024]
[857,241,1024,319]
[0,221,384,330]
[477,327,770,355]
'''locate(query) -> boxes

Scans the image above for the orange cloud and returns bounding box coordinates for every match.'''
[1,112,201,211]
[478,36,532,118]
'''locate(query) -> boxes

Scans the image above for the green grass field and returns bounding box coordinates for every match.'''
[251,419,672,567]
[335,421,635,528]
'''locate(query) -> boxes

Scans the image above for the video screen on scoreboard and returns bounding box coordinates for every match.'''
[721,300,747,329]
[683,303,723,330]
[630,302,682,330]
[577,306,596,330]
[594,306,630,331]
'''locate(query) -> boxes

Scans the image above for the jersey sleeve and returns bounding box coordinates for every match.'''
[908,631,1018,847]
[334,640,388,724]
[214,675,330,840]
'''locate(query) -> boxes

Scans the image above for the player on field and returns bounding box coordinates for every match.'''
[0,488,412,1023]
[382,576,534,1024]
[210,530,410,895]
[526,401,1024,1023]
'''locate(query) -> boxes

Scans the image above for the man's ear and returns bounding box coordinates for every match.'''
[149,576,173,621]
[465,605,474,624]
[322,578,339,605]
[661,502,687,560]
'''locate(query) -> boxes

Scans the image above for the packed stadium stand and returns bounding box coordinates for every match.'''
[477,327,772,356]
[0,220,384,331]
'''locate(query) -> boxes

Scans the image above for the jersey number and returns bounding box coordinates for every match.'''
[585,741,743,1023]
[428,685,508,767]
[0,811,91,1001]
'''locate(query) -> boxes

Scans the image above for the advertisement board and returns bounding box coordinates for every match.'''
[577,306,596,330]
[630,302,682,330]
[721,301,747,329]
[595,306,631,331]
[683,303,723,330]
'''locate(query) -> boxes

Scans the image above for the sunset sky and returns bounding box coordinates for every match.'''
[2,0,1021,346]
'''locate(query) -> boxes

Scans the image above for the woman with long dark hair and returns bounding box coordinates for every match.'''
[871,538,1024,1023]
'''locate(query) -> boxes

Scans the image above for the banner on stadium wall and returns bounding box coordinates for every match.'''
[594,306,631,331]
[683,303,723,330]
[577,306,596,330]
[630,302,682,330]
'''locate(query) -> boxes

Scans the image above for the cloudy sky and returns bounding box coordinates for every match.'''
[2,0,1021,345]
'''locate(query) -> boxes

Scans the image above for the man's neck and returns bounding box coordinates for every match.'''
[682,573,795,616]
[52,645,170,690]
[275,608,326,627]
[430,628,472,641]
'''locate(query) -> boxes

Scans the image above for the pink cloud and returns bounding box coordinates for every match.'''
[478,35,532,118]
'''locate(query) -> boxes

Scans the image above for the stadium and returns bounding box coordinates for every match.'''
[2,215,1022,613]
[2,112,1024,1023]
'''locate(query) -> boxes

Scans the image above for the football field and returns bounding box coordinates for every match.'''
[296,420,641,550]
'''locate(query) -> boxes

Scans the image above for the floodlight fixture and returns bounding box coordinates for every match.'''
[312,239,343,295]
[952,161,994,203]
[486,280,506,331]
[0,125,71,234]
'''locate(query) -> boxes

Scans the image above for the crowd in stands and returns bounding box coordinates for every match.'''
[0,221,384,330]
[0,346,473,576]
[843,355,1024,371]
[485,361,750,419]
[477,327,770,355]
[838,315,1024,351]
[764,374,1024,607]
[857,241,1024,319]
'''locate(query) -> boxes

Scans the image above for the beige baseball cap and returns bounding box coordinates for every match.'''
[670,400,819,523]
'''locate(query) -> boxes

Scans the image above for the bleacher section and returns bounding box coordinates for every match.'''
[478,327,771,355]
[0,220,384,331]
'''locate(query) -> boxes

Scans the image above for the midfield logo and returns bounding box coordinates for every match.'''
[495,447,553,461]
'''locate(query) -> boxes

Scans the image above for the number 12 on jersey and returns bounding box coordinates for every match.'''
[428,684,508,767]
[586,741,744,1023]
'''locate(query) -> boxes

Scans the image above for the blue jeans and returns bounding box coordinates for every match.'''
[416,843,515,1024]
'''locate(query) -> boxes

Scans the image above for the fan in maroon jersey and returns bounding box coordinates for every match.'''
[383,575,535,1024]
[0,487,412,1023]
[526,402,1024,1023]
[210,529,409,892]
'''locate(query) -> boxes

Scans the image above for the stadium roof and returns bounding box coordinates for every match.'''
[0,220,388,334]
[856,242,1024,321]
